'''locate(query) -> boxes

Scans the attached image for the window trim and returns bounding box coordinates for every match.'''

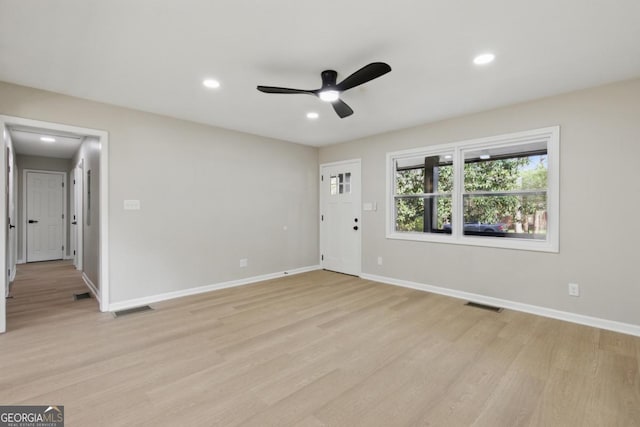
[386,126,560,253]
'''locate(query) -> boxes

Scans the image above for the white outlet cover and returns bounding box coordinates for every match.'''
[568,283,580,297]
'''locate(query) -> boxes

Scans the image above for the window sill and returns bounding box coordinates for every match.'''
[385,232,559,253]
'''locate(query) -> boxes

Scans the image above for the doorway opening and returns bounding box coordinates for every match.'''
[1,116,110,333]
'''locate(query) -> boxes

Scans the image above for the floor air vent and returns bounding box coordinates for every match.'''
[73,292,92,301]
[465,301,503,313]
[113,305,153,318]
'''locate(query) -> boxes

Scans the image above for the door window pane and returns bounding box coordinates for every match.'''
[330,175,337,195]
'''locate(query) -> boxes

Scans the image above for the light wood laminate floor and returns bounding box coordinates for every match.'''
[1,261,639,426]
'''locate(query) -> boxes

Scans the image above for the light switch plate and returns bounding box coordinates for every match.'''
[124,200,141,210]
[363,202,377,212]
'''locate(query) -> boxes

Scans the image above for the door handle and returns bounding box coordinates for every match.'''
[72,221,77,225]
[9,224,15,229]
[353,225,359,231]
[28,219,38,224]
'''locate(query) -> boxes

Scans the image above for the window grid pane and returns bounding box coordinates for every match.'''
[461,146,548,239]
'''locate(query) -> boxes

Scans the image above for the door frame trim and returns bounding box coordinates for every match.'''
[319,158,362,276]
[23,169,67,263]
[0,115,110,315]
[71,159,84,271]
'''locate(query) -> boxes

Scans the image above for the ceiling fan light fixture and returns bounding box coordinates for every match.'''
[256,62,391,118]
[318,90,340,103]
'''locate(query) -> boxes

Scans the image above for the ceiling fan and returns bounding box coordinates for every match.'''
[257,62,392,118]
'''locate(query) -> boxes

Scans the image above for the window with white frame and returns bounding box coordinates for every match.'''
[387,127,559,252]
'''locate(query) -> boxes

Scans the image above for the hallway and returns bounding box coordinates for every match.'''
[6,260,98,331]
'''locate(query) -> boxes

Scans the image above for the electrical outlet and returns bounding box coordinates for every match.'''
[239,258,248,268]
[568,283,579,297]
[377,256,383,266]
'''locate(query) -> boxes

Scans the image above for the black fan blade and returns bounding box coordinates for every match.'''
[332,99,354,118]
[336,62,392,92]
[257,86,314,95]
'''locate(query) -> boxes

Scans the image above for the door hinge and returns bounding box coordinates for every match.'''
[321,214,324,221]
[321,175,324,182]
[73,250,76,255]
[321,254,324,261]
[62,182,64,187]
[73,179,76,185]
[7,269,10,277]
[62,213,64,219]
[62,245,64,251]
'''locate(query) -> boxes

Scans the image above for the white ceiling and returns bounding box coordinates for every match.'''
[1,1,639,147]
[9,126,83,159]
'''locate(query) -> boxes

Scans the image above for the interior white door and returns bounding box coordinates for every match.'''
[71,164,83,270]
[5,147,11,289]
[320,160,361,276]
[26,172,64,262]
[1,124,8,332]
[7,146,17,284]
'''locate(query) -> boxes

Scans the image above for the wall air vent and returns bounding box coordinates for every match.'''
[73,292,91,301]
[113,305,153,318]
[465,301,503,313]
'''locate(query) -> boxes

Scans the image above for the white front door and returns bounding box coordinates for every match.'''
[320,160,361,276]
[26,172,64,262]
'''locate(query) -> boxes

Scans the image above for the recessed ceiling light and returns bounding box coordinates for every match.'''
[40,136,56,142]
[473,53,495,65]
[318,90,340,102]
[306,112,319,119]
[202,79,220,89]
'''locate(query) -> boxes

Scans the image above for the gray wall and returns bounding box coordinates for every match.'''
[0,81,319,304]
[16,154,72,259]
[320,78,640,326]
[71,137,101,289]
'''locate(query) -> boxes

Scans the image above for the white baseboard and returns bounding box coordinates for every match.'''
[108,265,321,312]
[63,255,73,260]
[82,273,101,303]
[16,258,25,265]
[360,273,640,337]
